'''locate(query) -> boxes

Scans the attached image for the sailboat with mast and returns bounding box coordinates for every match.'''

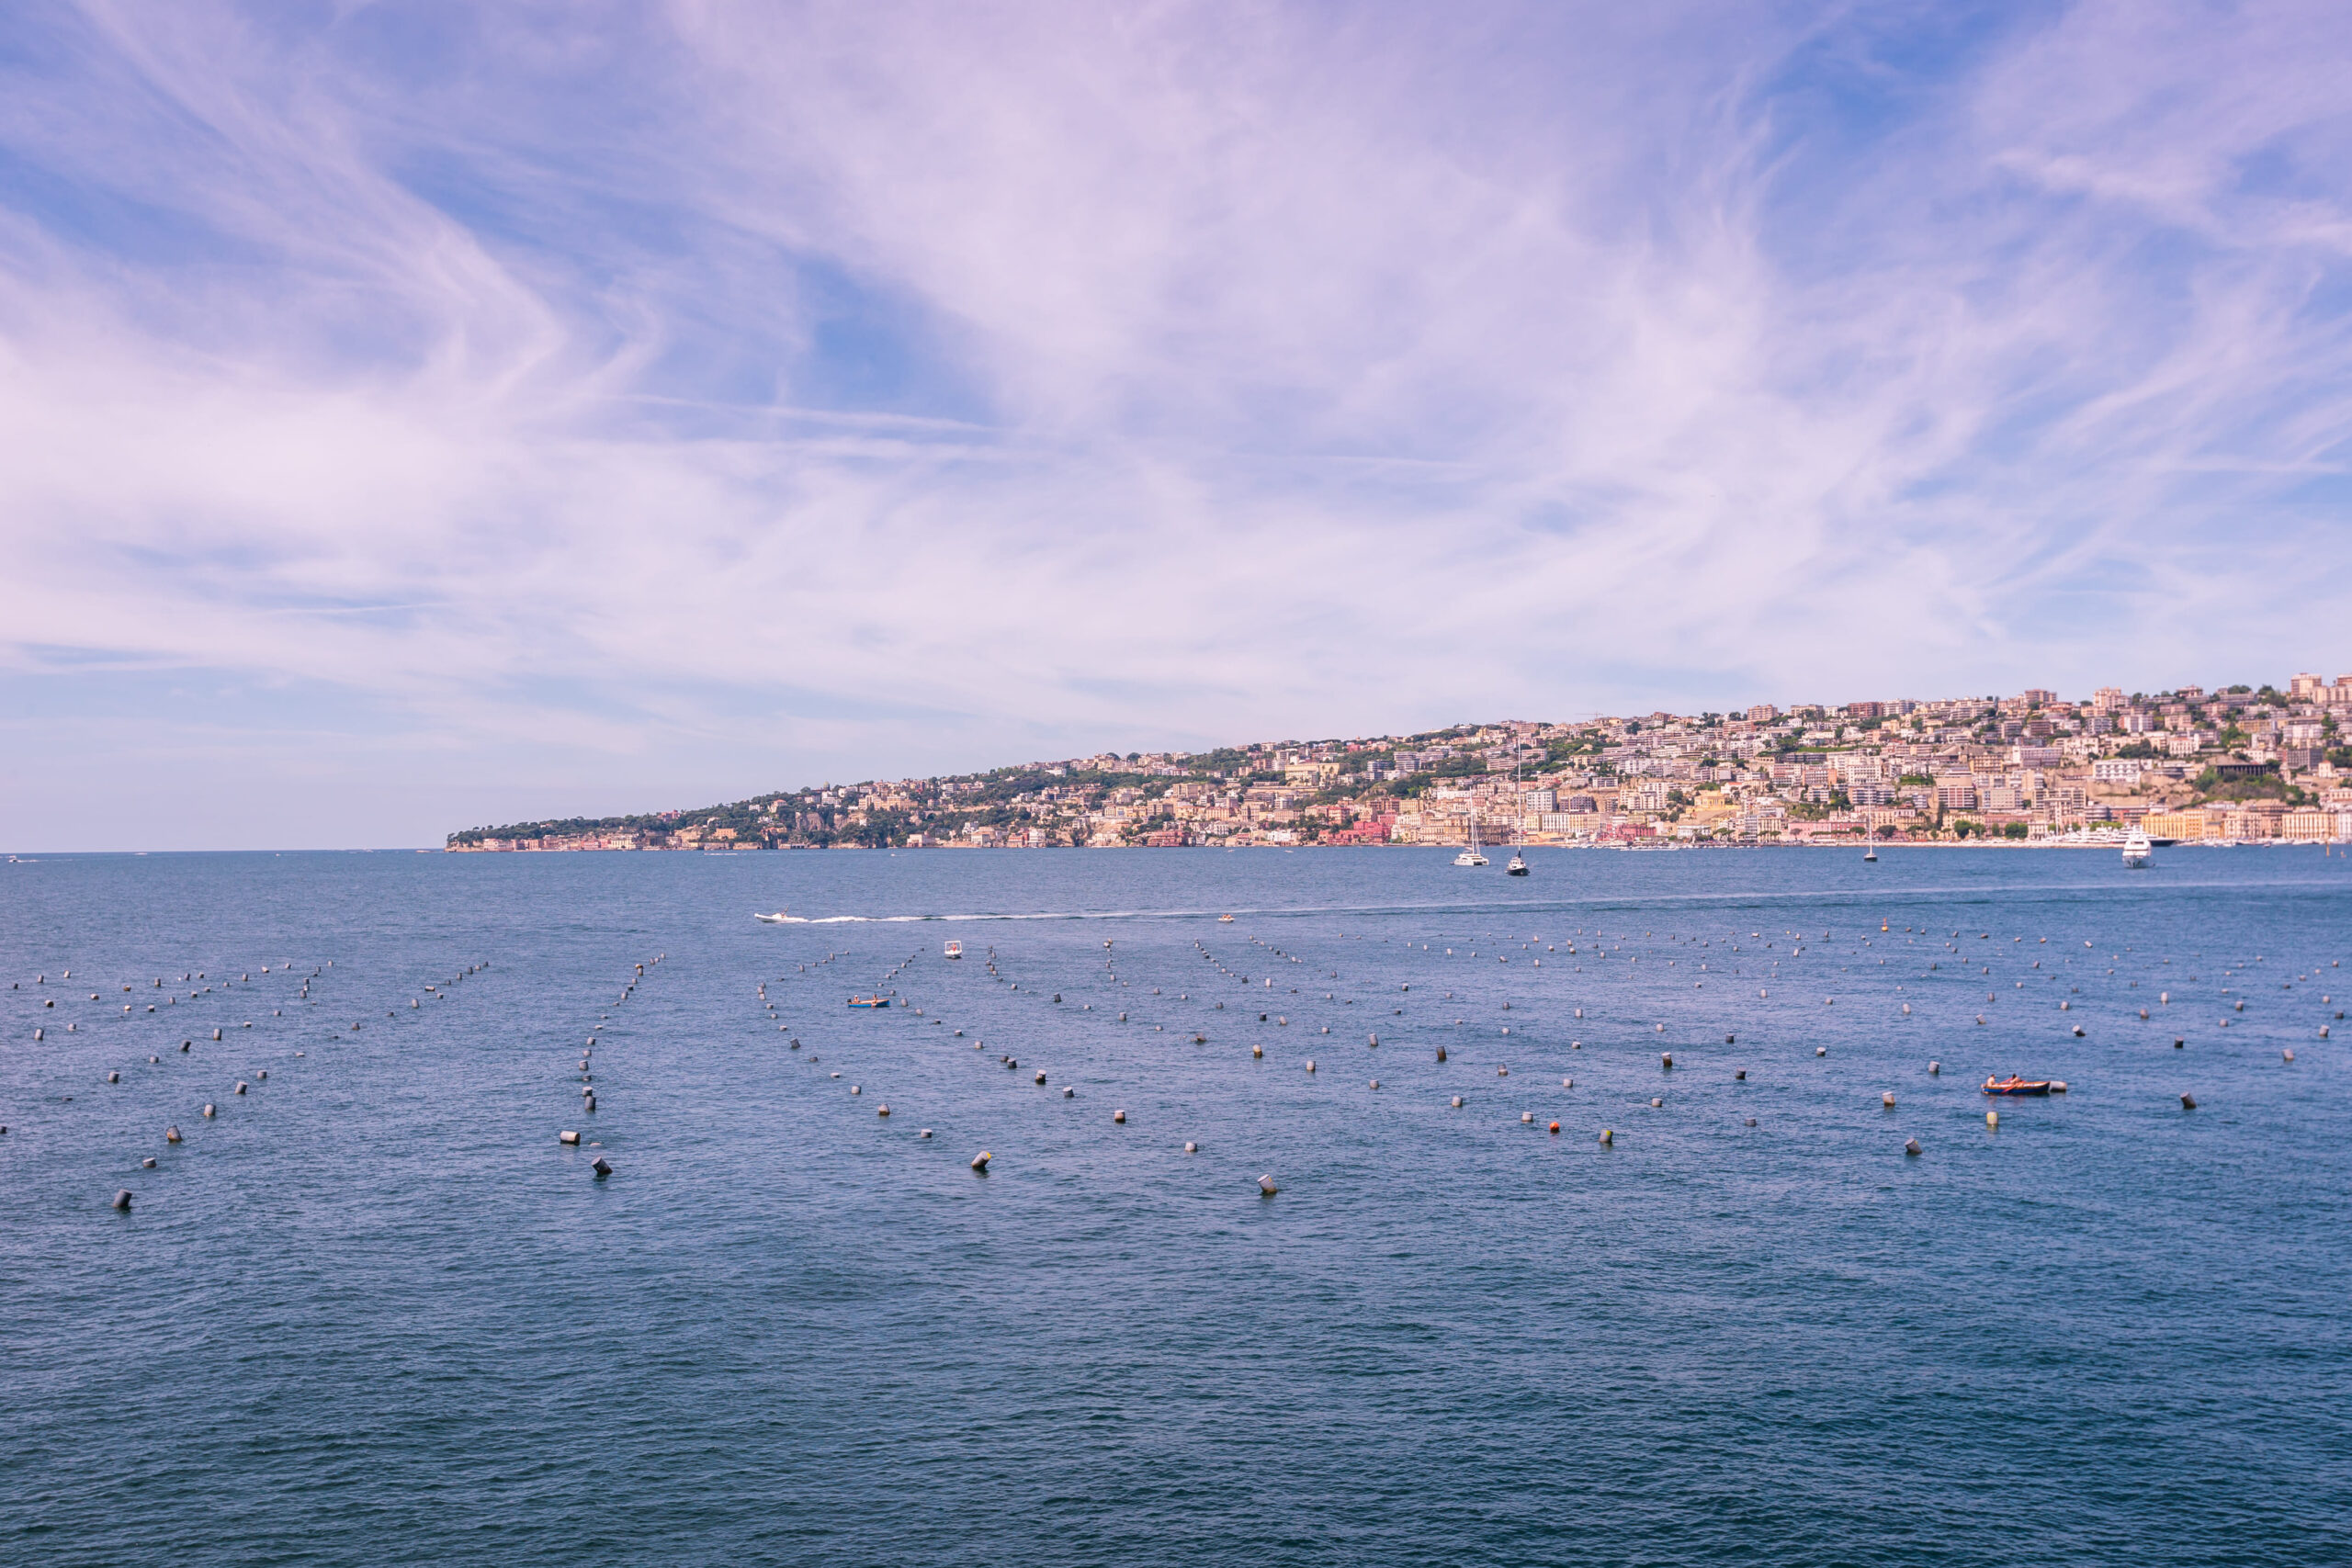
[1453,814,1488,867]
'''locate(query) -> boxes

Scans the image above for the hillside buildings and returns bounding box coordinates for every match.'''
[448,674,2352,851]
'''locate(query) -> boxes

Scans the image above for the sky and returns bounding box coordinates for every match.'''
[3,0,2349,850]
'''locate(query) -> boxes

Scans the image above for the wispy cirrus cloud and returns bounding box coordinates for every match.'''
[1,0,2348,847]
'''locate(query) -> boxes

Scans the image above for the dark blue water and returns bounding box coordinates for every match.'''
[5,846,2348,1565]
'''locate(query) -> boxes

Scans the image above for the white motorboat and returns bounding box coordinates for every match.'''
[944,940,962,959]
[2121,828,2152,868]
[752,910,792,923]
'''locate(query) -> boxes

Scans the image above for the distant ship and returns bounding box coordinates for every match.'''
[2121,828,2152,869]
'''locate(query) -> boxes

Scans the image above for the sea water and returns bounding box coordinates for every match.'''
[4,846,2348,1565]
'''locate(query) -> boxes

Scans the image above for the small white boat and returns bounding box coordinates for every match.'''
[1505,852,1528,876]
[1453,820,1488,867]
[752,910,792,923]
[944,940,962,959]
[2122,829,2151,869]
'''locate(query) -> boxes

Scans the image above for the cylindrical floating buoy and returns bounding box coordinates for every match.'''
[1661,1053,1673,1069]
[2072,1025,2085,1037]
[1063,1085,1074,1097]
[972,1151,992,1170]
[877,1104,890,1116]
[1114,1109,1126,1123]
[1184,1142,1197,1154]
[141,1156,156,1168]
[113,1190,133,1211]
[1451,1096,1463,1108]
[1257,1174,1278,1196]
[1735,1069,1746,1080]
[202,1103,215,1118]
[211,1028,221,1041]
[850,1085,860,1095]
[1929,1061,1940,1075]
[1744,1117,1757,1126]
[560,1130,580,1145]
[165,1125,181,1144]
[1369,1078,1380,1089]
[1305,1060,1316,1073]
[920,1128,933,1138]
[1882,1091,1896,1108]
[2180,1093,2197,1111]
[1649,1097,1663,1108]
[1251,1044,1262,1058]
[2174,1038,2185,1048]
[1725,1033,1735,1043]
[1600,1128,1613,1145]
[1435,1045,1446,1062]
[1498,1066,1508,1077]
[107,1071,119,1083]
[1521,1111,1533,1123]
[1905,1138,1922,1156]
[1986,1110,1998,1128]
[2282,1050,2295,1062]
[591,1157,612,1178]
[1815,1046,1826,1056]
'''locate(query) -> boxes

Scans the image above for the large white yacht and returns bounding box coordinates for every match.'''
[2121,828,2152,868]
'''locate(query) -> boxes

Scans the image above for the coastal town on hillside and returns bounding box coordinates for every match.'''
[447,673,2352,852]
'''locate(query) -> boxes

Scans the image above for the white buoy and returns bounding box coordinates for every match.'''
[2282,1050,2294,1063]
[1451,1096,1463,1108]
[560,1130,580,1145]
[1649,1097,1662,1108]
[166,1125,182,1143]
[1184,1142,1198,1153]
[972,1151,991,1170]
[1815,1046,1826,1056]
[107,1071,119,1083]
[1063,1085,1074,1098]
[1600,1128,1613,1145]
[1251,1043,1263,1057]
[1986,1110,1998,1128]
[1905,1138,1922,1156]
[920,1128,933,1138]
[1744,1117,1757,1127]
[1257,1174,1278,1196]
[1929,1061,1940,1075]
[1306,1060,1316,1073]
[2179,1093,2196,1111]
[1114,1109,1126,1123]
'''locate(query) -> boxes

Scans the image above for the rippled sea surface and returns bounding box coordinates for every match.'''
[6,845,2350,1565]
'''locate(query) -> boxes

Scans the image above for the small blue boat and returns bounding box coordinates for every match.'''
[848,995,890,1009]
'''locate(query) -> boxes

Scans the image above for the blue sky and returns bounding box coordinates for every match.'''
[3,1,2348,849]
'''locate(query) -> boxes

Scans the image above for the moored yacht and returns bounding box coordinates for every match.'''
[2122,828,2152,868]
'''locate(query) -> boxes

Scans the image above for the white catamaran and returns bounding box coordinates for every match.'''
[1453,817,1488,867]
